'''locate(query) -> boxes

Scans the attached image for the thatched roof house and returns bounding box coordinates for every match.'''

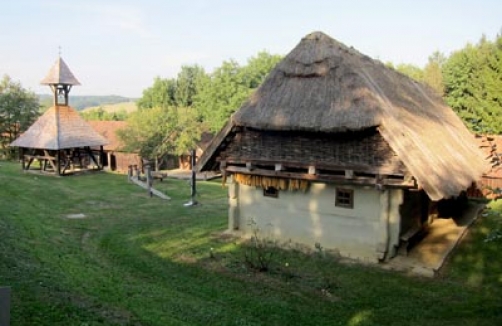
[198,32,489,262]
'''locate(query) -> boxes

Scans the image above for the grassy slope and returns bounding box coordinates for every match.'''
[0,161,501,325]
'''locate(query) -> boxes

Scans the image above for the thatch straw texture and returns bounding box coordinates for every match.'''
[201,31,489,200]
[10,106,107,150]
[40,57,80,85]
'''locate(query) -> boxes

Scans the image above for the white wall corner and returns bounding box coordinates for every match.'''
[228,176,240,230]
[376,189,390,260]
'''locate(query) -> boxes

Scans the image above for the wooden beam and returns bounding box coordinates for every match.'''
[56,150,61,176]
[220,157,406,177]
[130,176,171,200]
[25,157,34,170]
[224,166,415,188]
[85,146,100,169]
[246,162,254,171]
[42,150,58,173]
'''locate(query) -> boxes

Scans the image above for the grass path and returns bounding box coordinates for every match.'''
[0,161,501,325]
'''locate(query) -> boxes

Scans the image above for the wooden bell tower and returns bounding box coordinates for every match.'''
[40,56,81,106]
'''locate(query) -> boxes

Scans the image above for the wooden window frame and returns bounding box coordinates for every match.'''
[263,186,279,198]
[335,188,354,208]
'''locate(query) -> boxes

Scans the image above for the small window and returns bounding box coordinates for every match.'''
[335,188,354,208]
[263,187,279,198]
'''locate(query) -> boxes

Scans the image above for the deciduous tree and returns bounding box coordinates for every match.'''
[195,51,282,132]
[137,77,177,110]
[443,34,502,133]
[0,75,40,158]
[175,65,206,107]
[423,51,446,95]
[117,106,203,167]
[194,60,250,132]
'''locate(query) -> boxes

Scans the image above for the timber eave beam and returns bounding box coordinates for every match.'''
[218,157,406,178]
[224,165,416,188]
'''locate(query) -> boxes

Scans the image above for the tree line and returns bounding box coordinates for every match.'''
[391,32,502,134]
[119,51,283,161]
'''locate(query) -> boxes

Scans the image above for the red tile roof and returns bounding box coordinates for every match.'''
[474,134,502,178]
[87,121,128,151]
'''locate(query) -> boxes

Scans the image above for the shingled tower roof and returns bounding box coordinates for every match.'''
[10,105,108,150]
[40,56,81,86]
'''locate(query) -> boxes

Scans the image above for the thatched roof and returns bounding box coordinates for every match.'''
[40,57,80,86]
[10,106,107,150]
[199,31,489,200]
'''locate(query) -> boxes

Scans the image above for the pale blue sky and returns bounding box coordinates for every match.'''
[1,0,500,98]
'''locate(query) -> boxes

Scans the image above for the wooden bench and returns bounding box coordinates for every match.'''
[24,154,57,171]
[151,172,168,182]
[398,225,424,256]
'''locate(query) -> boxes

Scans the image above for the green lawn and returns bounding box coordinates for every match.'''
[0,160,501,325]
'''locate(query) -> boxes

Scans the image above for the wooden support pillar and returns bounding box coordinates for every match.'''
[20,147,25,170]
[56,150,61,175]
[99,146,104,170]
[85,146,100,170]
[69,150,75,171]
[107,152,112,171]
[127,165,133,181]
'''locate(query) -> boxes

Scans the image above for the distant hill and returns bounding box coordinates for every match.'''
[82,101,137,114]
[38,94,136,111]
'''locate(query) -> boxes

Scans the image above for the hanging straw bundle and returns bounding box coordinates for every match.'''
[234,173,309,192]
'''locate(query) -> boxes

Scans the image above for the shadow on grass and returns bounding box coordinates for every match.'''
[101,212,502,326]
[441,201,502,293]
